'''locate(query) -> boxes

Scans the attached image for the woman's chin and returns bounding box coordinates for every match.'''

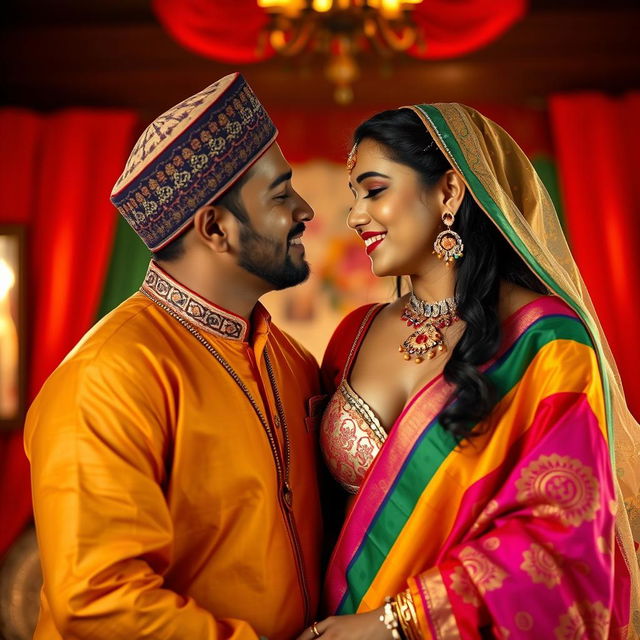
[370,259,401,279]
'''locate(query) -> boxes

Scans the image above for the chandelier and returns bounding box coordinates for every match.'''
[257,0,425,104]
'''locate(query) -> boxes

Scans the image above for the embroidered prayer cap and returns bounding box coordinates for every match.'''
[110,73,278,251]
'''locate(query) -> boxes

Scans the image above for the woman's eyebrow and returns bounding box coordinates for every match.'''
[355,171,391,184]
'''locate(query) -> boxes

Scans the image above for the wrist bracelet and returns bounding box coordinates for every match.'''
[380,597,403,639]
[395,589,420,640]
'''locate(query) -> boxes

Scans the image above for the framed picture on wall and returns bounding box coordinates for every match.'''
[0,225,26,430]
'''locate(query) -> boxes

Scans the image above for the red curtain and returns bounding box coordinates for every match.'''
[549,93,640,419]
[0,110,43,559]
[0,108,137,557]
[152,0,526,63]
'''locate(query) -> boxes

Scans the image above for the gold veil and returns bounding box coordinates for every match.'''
[408,103,640,633]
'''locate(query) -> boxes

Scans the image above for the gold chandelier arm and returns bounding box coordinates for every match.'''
[270,17,315,56]
[374,13,418,51]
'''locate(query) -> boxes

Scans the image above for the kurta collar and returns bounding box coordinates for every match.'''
[141,261,270,342]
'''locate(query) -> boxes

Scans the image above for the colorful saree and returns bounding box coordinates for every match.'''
[322,104,640,639]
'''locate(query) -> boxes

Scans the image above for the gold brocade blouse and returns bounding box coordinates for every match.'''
[320,380,388,494]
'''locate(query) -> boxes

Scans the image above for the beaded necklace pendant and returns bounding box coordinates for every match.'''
[399,294,459,364]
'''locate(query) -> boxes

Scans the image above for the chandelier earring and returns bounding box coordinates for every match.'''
[433,211,464,266]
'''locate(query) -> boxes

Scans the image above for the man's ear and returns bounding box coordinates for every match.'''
[192,204,235,253]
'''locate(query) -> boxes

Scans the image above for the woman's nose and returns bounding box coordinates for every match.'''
[346,200,370,230]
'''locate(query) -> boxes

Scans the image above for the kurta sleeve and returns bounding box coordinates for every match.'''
[406,338,624,639]
[25,354,260,640]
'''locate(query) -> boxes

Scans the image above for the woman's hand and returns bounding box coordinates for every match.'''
[297,608,391,640]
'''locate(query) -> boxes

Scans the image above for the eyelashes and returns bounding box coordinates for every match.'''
[364,187,386,199]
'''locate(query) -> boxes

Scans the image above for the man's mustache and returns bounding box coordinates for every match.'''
[287,223,306,241]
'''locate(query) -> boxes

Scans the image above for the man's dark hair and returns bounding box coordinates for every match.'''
[151,169,253,262]
[151,233,186,262]
[216,169,252,224]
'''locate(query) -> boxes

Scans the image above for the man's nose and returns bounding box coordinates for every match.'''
[293,191,314,221]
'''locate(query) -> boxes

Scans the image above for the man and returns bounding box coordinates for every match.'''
[25,73,324,640]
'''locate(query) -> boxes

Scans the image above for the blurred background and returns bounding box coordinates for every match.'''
[0,1,639,637]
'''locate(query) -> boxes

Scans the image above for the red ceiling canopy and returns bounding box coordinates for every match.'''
[153,0,527,64]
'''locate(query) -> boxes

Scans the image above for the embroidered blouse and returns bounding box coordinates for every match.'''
[320,379,387,494]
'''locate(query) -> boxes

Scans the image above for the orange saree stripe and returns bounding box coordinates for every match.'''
[355,338,605,613]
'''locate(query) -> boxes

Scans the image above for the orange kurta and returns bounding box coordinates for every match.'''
[25,262,323,640]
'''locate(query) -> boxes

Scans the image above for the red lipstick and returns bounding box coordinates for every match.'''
[361,231,387,256]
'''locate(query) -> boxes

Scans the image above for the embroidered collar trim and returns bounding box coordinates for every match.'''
[141,261,248,341]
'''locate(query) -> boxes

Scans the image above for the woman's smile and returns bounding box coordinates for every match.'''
[361,231,387,255]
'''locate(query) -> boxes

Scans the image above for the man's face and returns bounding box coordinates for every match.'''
[232,144,314,290]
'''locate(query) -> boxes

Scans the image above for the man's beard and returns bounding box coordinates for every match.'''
[237,221,310,290]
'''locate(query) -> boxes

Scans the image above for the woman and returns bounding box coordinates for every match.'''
[302,105,639,639]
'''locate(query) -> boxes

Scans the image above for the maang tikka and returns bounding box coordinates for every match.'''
[346,143,357,173]
[433,211,464,265]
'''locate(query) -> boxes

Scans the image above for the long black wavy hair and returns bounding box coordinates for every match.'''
[354,109,548,442]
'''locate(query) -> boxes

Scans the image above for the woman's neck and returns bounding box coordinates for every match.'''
[409,266,457,302]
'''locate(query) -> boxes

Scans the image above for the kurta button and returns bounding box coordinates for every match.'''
[283,483,293,508]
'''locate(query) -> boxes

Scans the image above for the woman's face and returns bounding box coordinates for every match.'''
[347,138,443,278]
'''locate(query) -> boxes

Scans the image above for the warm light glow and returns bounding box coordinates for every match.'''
[270,29,288,49]
[259,0,423,9]
[382,0,401,10]
[0,258,15,302]
[312,0,333,12]
[258,0,306,17]
[366,0,423,11]
[257,0,289,6]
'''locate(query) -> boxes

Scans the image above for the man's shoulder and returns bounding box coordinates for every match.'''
[44,294,183,393]
[65,294,163,362]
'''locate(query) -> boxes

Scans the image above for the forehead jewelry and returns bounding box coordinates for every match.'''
[346,143,358,173]
[399,293,459,364]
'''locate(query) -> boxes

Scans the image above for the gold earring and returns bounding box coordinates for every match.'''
[433,211,464,266]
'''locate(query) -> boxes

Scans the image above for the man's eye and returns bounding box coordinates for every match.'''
[274,192,289,201]
[364,187,386,199]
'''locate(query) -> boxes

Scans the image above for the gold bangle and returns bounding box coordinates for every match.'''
[395,589,420,640]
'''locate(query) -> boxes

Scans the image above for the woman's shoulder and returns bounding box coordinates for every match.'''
[500,283,582,326]
[328,303,385,345]
[320,303,385,391]
[498,282,551,321]
[500,287,594,359]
